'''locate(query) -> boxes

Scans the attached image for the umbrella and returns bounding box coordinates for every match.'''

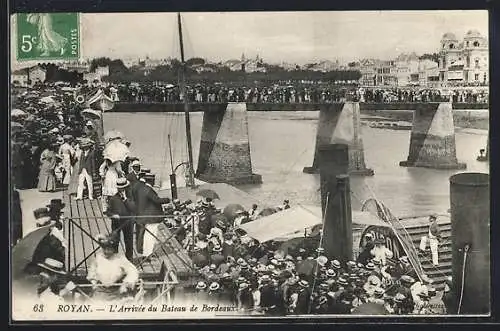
[104,130,125,144]
[81,108,102,120]
[223,204,245,222]
[351,302,389,315]
[296,259,319,277]
[258,207,278,217]
[196,189,220,200]
[11,109,27,117]
[12,225,53,280]
[103,139,130,163]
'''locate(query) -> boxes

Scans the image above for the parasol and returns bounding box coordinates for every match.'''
[196,189,220,200]
[103,139,130,163]
[296,259,319,277]
[258,207,278,217]
[81,108,102,120]
[104,130,125,144]
[12,225,53,280]
[223,204,245,222]
[11,109,27,117]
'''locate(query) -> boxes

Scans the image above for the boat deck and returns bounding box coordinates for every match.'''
[62,193,197,282]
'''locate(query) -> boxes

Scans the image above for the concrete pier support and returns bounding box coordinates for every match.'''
[400,102,466,169]
[196,103,262,185]
[304,102,374,176]
[450,172,489,315]
[318,144,353,262]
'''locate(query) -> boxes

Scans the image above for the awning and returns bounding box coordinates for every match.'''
[239,205,322,243]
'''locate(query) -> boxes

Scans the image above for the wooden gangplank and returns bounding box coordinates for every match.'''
[62,194,197,282]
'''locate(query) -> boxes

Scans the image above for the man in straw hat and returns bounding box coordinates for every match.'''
[106,177,137,261]
[419,214,442,266]
[36,258,76,303]
[87,234,139,302]
[75,138,96,200]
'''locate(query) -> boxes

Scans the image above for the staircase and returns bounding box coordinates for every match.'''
[400,218,452,290]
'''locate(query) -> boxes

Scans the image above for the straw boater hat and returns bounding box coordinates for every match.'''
[394,293,406,303]
[326,269,336,278]
[260,275,271,283]
[209,282,220,291]
[365,262,375,270]
[239,282,249,290]
[37,258,66,275]
[196,281,207,290]
[209,264,217,271]
[331,260,341,269]
[56,136,64,145]
[316,247,325,254]
[116,178,130,190]
[319,283,329,291]
[298,280,309,287]
[337,277,348,286]
[222,273,231,279]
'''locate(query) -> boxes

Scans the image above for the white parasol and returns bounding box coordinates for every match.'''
[103,139,130,163]
[104,130,125,144]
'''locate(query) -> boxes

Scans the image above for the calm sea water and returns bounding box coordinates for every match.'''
[103,111,489,217]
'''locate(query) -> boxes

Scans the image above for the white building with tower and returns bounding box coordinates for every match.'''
[438,30,488,86]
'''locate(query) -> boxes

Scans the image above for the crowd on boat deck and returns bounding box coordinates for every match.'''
[112,82,488,104]
[13,83,459,315]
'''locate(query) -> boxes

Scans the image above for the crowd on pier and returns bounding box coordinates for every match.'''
[12,82,458,316]
[111,82,488,104]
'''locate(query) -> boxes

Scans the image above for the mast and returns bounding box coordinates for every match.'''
[177,12,196,188]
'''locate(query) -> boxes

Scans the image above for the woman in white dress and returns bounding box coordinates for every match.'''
[58,135,75,186]
[99,159,122,213]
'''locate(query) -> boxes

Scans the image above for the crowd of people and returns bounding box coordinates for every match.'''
[12,82,458,316]
[110,82,488,104]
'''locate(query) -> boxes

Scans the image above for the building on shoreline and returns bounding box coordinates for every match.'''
[438,30,488,86]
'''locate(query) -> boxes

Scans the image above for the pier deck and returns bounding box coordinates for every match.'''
[62,194,196,282]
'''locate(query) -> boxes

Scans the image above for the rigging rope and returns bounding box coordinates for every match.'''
[362,181,425,282]
[457,244,469,314]
[307,191,330,314]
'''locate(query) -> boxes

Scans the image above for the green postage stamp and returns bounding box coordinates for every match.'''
[16,13,80,61]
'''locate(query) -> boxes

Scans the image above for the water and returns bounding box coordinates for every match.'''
[103,111,489,217]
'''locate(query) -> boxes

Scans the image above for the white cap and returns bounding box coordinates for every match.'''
[131,160,140,167]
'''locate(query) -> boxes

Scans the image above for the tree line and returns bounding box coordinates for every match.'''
[89,57,362,84]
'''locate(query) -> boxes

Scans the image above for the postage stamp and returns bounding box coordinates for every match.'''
[16,13,80,61]
[10,10,490,322]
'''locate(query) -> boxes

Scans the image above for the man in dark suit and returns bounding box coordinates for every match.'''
[106,178,136,261]
[76,138,96,200]
[134,177,170,256]
[126,159,141,200]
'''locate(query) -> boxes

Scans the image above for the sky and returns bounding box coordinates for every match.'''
[10,10,488,68]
